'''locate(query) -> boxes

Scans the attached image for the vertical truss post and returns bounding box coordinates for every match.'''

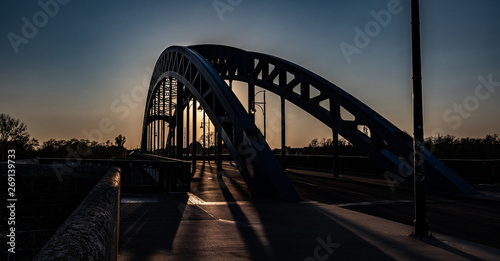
[192,97,197,172]
[150,115,152,154]
[153,89,156,155]
[177,83,184,159]
[187,97,190,160]
[152,94,156,154]
[152,90,155,154]
[162,80,166,156]
[202,112,206,162]
[156,87,160,155]
[169,78,173,157]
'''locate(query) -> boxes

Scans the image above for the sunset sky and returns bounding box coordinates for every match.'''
[1,0,499,149]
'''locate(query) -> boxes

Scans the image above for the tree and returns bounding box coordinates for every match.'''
[0,114,38,160]
[115,134,126,147]
[320,137,333,147]
[0,113,29,143]
[309,138,319,147]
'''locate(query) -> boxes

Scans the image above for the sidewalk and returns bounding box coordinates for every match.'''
[118,163,500,260]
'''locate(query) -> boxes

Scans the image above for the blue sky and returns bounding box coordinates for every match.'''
[1,0,499,149]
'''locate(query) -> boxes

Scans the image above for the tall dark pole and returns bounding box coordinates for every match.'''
[411,0,429,238]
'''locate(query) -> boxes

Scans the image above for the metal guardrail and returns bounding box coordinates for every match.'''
[276,155,499,184]
[128,152,192,192]
[278,155,381,174]
[440,159,499,184]
[37,156,191,192]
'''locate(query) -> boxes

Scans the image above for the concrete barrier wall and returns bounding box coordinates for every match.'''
[33,167,121,261]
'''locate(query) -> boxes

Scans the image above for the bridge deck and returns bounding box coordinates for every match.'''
[118,162,499,260]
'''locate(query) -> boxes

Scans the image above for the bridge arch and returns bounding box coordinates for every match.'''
[141,46,299,200]
[142,45,476,197]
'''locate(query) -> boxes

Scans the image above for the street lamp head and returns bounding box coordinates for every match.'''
[250,108,256,114]
[197,106,203,112]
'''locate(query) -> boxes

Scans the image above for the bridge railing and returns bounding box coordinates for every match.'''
[127,152,192,192]
[277,155,499,184]
[37,156,192,192]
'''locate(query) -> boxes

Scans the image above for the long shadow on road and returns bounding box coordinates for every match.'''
[118,163,499,260]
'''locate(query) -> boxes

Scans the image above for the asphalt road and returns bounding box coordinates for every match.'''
[286,171,500,249]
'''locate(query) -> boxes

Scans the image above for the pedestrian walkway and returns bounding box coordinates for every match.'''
[118,163,500,260]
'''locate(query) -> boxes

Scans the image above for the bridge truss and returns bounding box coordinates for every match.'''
[141,45,476,200]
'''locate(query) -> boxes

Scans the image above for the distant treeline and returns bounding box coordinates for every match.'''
[36,138,128,159]
[306,134,500,159]
[424,134,500,159]
[1,138,128,161]
[1,113,128,160]
[2,113,499,161]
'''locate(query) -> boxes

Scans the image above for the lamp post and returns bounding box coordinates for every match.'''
[411,0,430,238]
[250,90,267,139]
[198,106,211,161]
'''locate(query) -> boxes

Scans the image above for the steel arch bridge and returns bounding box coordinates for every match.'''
[141,44,476,200]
